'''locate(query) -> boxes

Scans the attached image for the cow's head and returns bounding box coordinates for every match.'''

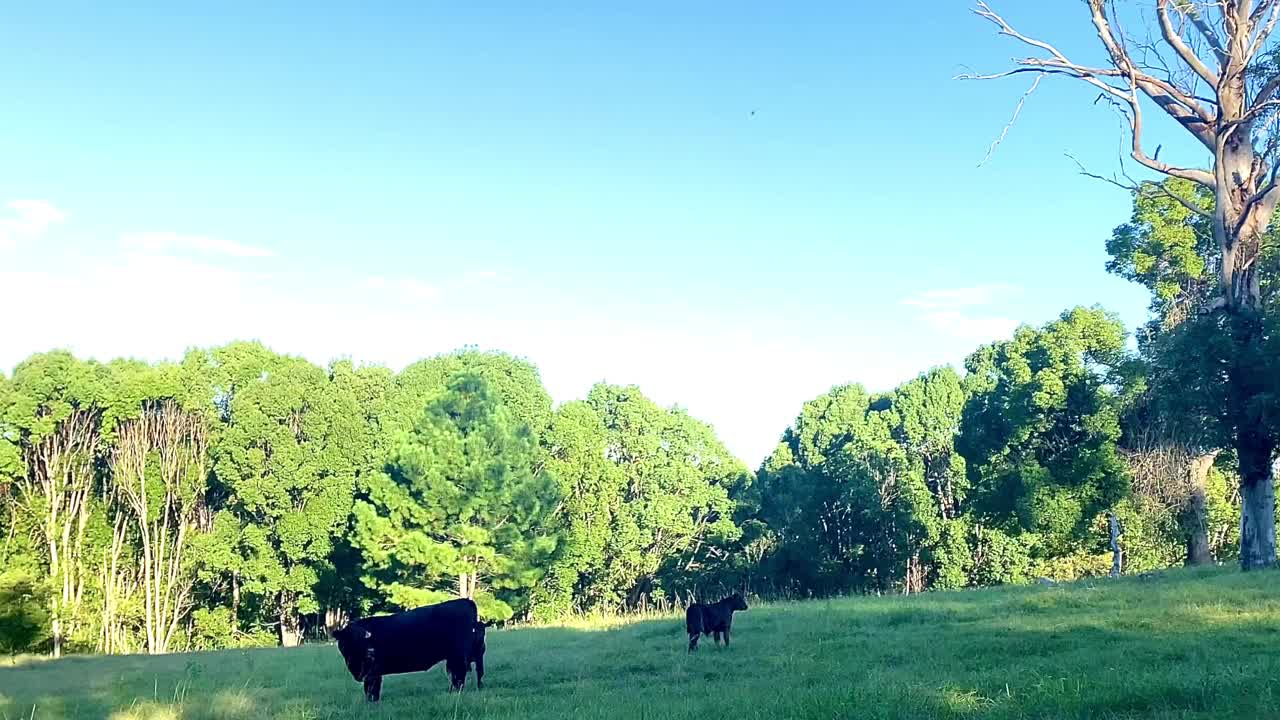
[728,593,749,612]
[471,620,490,657]
[333,623,375,681]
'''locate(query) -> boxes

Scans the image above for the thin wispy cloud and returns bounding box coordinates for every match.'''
[0,199,66,250]
[902,283,1020,311]
[903,284,1021,345]
[363,275,439,303]
[916,310,1020,342]
[121,231,275,259]
[395,278,439,301]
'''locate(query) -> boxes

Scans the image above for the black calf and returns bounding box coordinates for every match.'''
[685,593,748,652]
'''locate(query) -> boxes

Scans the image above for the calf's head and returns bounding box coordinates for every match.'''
[333,624,375,681]
[728,593,749,612]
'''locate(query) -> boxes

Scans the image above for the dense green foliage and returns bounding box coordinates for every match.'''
[0,301,1268,655]
[959,308,1130,568]
[1,178,1278,656]
[2,567,1278,719]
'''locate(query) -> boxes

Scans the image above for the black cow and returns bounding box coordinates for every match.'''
[333,598,487,702]
[685,593,748,652]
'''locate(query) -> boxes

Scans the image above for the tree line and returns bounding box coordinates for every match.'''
[2,178,1278,657]
[0,345,755,656]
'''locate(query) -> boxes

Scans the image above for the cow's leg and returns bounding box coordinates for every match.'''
[363,674,382,702]
[724,628,731,646]
[687,633,699,653]
[447,655,467,692]
[474,654,485,690]
[713,630,721,645]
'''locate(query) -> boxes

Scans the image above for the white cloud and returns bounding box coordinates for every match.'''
[902,283,1020,311]
[395,278,439,301]
[0,200,67,250]
[916,310,1020,343]
[903,284,1022,346]
[120,231,275,258]
[360,276,438,302]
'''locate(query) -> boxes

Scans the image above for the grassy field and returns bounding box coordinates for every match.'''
[2,567,1279,719]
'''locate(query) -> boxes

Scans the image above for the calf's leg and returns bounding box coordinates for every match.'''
[687,633,699,653]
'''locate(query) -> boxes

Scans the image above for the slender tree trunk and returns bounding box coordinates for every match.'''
[901,552,924,595]
[109,404,207,654]
[140,532,156,653]
[1184,453,1216,566]
[324,607,345,635]
[279,597,302,648]
[1108,513,1123,578]
[48,510,62,659]
[51,614,62,659]
[98,511,133,654]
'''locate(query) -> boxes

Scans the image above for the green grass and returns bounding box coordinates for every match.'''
[3,567,1280,719]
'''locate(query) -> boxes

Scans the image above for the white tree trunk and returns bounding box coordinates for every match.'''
[1108,513,1124,578]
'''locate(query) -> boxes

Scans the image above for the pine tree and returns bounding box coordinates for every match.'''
[354,374,559,620]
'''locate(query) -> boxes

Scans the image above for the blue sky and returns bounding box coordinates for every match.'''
[0,2,1197,464]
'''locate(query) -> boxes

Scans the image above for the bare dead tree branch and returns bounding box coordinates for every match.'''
[1253,0,1280,26]
[1252,68,1280,111]
[978,73,1043,167]
[1237,162,1280,234]
[1186,3,1230,63]
[1087,1,1218,137]
[1067,151,1141,190]
[966,1,1217,185]
[1157,0,1222,86]
[1248,1,1280,61]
